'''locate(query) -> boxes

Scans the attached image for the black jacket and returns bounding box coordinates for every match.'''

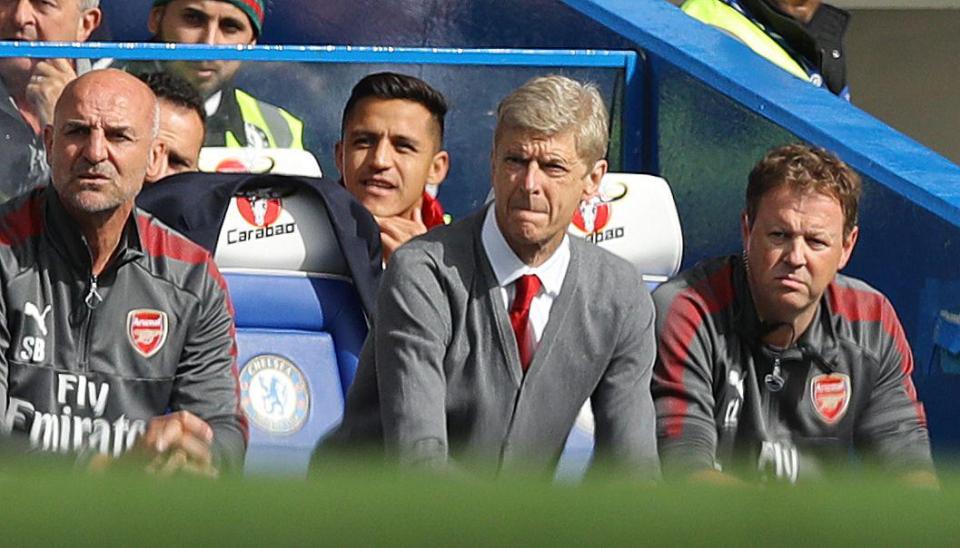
[136,172,383,322]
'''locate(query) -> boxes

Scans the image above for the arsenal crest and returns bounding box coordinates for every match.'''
[810,373,851,424]
[127,309,168,358]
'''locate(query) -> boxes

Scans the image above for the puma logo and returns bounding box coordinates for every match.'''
[24,302,51,336]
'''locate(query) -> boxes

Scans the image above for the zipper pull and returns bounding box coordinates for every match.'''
[84,275,103,309]
[764,357,785,392]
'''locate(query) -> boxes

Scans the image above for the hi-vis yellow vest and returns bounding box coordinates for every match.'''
[682,0,811,82]
[224,88,305,150]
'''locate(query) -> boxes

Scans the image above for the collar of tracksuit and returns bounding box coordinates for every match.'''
[44,187,145,277]
[729,254,838,372]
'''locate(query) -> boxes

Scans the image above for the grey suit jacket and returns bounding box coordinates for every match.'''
[322,207,660,479]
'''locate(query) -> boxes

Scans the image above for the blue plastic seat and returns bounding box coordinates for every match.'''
[138,172,380,477]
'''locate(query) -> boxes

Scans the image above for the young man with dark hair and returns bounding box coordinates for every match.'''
[137,71,206,183]
[652,143,934,485]
[336,72,450,261]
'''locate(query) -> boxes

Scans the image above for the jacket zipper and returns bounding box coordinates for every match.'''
[78,274,102,369]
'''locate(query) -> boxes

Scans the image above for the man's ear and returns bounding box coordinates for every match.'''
[838,226,859,270]
[334,140,344,178]
[42,124,54,167]
[146,141,168,184]
[147,6,164,36]
[77,8,102,41]
[740,210,751,252]
[426,150,450,187]
[582,159,607,200]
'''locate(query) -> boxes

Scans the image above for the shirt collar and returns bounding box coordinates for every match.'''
[480,205,569,296]
[205,90,223,118]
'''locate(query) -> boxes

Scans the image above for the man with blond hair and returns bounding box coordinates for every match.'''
[319,75,659,479]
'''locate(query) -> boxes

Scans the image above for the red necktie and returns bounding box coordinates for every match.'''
[509,274,541,371]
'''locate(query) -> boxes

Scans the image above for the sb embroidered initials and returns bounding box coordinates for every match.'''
[19,301,51,363]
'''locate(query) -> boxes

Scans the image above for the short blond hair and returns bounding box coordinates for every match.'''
[495,75,609,165]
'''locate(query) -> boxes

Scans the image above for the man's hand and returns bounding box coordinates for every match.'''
[26,59,77,128]
[377,206,427,263]
[135,411,219,478]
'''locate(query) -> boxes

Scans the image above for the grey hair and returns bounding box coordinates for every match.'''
[495,75,609,165]
[79,0,100,9]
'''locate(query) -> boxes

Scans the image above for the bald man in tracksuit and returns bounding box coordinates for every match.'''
[0,70,246,474]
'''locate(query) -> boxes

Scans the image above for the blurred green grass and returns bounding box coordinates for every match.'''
[2,457,959,546]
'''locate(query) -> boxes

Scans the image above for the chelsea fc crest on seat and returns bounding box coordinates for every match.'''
[240,354,310,434]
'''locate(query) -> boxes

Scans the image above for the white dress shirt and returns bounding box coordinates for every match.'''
[480,206,570,358]
[481,207,595,432]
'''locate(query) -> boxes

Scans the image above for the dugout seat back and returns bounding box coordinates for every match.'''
[567,173,683,290]
[558,173,683,481]
[199,147,323,177]
[214,181,367,476]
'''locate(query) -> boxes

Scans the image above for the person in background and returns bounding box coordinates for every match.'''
[143,0,304,150]
[0,0,102,200]
[681,0,851,99]
[138,71,206,183]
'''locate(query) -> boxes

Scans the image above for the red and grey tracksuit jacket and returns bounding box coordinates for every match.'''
[0,188,247,471]
[652,255,933,482]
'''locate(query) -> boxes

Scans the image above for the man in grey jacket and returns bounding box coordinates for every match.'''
[319,75,659,479]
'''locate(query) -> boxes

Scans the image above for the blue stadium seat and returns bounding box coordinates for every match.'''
[138,173,380,477]
[227,272,366,475]
[212,187,370,476]
[557,173,683,481]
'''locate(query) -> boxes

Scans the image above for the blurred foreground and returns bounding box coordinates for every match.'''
[2,454,959,545]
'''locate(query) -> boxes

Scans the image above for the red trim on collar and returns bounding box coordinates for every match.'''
[421,191,447,229]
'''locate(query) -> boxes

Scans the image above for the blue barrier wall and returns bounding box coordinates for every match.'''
[84,0,960,450]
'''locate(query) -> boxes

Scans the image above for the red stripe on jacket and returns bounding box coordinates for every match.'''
[827,283,926,426]
[659,262,736,438]
[0,193,44,247]
[136,213,250,442]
